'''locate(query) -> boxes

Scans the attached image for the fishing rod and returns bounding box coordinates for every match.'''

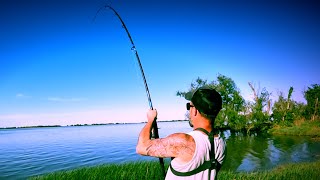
[93,5,165,177]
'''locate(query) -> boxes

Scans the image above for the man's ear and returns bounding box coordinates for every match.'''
[191,108,198,117]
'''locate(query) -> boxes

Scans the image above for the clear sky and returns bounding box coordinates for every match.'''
[1,0,319,127]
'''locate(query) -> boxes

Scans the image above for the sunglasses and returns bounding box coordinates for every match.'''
[186,102,194,110]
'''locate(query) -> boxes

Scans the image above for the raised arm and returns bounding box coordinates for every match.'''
[136,109,195,163]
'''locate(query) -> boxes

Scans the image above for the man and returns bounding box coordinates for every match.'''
[136,88,226,180]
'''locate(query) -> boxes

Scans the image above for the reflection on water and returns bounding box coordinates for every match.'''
[221,130,320,172]
[0,121,319,179]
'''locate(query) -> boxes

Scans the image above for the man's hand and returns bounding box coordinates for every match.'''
[147,109,157,123]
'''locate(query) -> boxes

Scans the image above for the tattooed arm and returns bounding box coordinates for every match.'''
[136,109,195,163]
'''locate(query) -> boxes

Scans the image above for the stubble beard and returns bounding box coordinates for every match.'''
[188,119,193,127]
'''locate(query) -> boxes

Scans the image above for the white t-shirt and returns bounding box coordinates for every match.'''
[165,131,226,180]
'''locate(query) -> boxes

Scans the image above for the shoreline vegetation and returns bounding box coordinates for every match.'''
[0,120,187,129]
[3,119,320,137]
[269,119,320,137]
[30,160,320,180]
[177,76,320,136]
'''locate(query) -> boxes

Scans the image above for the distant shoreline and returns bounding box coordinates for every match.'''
[0,120,187,129]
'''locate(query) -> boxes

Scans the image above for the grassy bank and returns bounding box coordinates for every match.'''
[219,160,320,180]
[30,161,166,180]
[31,160,320,180]
[270,119,320,137]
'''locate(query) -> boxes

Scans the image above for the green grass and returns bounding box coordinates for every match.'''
[270,120,320,137]
[30,161,166,180]
[219,161,320,180]
[30,160,320,180]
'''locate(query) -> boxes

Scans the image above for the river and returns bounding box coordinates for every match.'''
[0,121,319,179]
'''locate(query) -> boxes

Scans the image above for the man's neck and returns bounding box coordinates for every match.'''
[192,117,212,132]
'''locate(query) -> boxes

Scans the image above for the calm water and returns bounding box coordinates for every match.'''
[0,121,319,179]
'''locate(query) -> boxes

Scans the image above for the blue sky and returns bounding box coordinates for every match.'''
[1,0,319,127]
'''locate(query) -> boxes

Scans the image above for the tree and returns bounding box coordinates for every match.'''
[176,74,246,130]
[176,77,208,101]
[246,82,272,132]
[304,84,320,121]
[272,87,296,125]
[272,86,308,126]
[214,75,246,130]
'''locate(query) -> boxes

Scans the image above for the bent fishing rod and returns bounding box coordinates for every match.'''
[93,5,165,177]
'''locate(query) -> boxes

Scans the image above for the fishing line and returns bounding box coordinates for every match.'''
[92,4,166,177]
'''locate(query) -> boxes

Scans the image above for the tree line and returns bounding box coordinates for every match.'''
[176,74,320,134]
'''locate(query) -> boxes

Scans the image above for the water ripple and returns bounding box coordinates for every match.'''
[1,123,320,179]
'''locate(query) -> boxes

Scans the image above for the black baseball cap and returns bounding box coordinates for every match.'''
[191,88,222,115]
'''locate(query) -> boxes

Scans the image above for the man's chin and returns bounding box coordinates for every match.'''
[188,120,193,127]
